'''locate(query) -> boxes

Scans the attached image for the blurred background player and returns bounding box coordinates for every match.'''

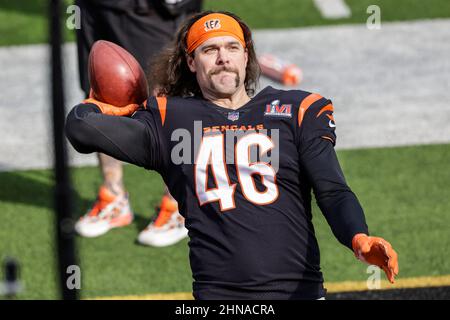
[75,0,202,246]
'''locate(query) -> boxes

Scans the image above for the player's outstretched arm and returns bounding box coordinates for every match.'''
[352,233,399,283]
[65,99,159,169]
[298,97,399,283]
[302,140,399,283]
[299,136,368,245]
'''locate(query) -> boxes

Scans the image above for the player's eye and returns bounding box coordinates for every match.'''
[204,47,217,54]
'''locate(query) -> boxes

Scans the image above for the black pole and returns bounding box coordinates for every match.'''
[3,257,21,299]
[49,0,78,300]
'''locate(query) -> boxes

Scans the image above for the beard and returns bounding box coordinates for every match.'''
[208,66,241,91]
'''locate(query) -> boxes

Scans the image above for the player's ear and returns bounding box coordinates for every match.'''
[186,54,196,73]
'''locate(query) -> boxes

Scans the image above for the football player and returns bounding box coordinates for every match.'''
[66,11,398,299]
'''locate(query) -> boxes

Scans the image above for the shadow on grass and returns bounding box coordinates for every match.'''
[0,170,89,217]
[0,0,47,16]
[132,212,155,233]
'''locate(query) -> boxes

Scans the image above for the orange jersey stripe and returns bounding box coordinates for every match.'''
[321,135,335,143]
[326,113,335,122]
[156,96,167,126]
[316,103,333,118]
[297,93,322,127]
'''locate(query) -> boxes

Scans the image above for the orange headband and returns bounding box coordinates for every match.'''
[186,13,246,54]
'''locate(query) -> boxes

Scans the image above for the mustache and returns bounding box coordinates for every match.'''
[208,66,239,76]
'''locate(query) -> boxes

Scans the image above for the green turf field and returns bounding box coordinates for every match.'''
[1,0,450,46]
[1,144,449,299]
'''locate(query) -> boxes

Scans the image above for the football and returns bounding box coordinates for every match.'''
[88,40,148,107]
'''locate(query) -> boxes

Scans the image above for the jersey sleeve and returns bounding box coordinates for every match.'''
[65,101,165,172]
[298,96,336,150]
[296,94,369,249]
[130,103,167,172]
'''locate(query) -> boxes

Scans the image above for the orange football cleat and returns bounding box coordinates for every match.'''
[75,186,133,237]
[137,195,188,247]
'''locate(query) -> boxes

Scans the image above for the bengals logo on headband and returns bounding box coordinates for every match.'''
[204,19,221,32]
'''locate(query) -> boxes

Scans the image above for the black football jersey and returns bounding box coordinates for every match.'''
[66,86,369,299]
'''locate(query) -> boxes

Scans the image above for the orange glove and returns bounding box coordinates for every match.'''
[352,233,399,283]
[83,89,141,116]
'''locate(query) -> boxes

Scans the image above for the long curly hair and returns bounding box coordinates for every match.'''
[148,10,260,97]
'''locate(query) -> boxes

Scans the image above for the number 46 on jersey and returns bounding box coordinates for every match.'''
[195,132,279,211]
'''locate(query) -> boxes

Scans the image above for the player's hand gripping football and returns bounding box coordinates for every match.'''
[83,89,140,116]
[352,233,399,283]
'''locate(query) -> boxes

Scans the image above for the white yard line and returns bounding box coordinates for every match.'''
[0,19,449,171]
[313,0,351,19]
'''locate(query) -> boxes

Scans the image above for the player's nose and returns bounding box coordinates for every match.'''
[216,47,230,65]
